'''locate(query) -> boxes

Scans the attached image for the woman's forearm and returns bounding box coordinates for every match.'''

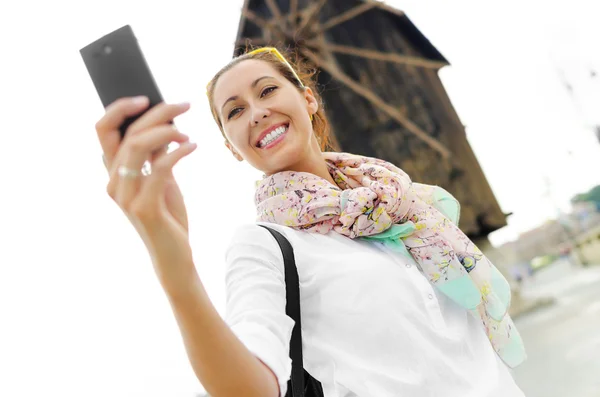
[160,263,280,397]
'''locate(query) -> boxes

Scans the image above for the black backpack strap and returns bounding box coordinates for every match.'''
[259,225,305,397]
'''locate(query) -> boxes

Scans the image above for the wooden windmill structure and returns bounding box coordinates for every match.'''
[234,0,508,240]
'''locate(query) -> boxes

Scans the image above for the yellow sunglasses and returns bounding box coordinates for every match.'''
[246,47,304,88]
[206,47,304,94]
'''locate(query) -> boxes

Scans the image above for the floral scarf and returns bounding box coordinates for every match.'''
[255,152,526,368]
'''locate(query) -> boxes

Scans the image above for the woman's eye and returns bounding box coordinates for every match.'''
[260,86,277,97]
[226,87,277,119]
[228,107,242,119]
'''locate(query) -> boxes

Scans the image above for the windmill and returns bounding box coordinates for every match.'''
[233,0,508,240]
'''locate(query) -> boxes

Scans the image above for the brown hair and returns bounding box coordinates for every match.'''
[206,46,332,151]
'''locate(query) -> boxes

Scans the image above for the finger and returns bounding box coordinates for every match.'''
[113,166,144,214]
[110,126,189,209]
[150,144,170,162]
[96,96,150,166]
[136,142,197,212]
[151,141,197,177]
[127,102,191,137]
[118,124,190,173]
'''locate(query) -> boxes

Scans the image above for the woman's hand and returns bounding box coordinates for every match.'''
[96,96,198,287]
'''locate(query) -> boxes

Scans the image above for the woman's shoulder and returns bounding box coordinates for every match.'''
[228,222,324,254]
[227,222,293,247]
[224,222,293,274]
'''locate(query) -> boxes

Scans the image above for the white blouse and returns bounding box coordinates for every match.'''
[224,223,525,397]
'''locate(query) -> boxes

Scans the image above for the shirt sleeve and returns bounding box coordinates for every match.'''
[224,224,295,397]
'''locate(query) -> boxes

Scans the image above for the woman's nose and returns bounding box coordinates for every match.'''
[251,107,270,125]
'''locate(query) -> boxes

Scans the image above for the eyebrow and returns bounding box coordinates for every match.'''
[220,76,275,113]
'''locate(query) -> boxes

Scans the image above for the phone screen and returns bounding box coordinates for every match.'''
[80,25,165,139]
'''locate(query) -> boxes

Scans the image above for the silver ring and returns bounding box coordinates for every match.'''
[141,161,152,176]
[117,165,141,178]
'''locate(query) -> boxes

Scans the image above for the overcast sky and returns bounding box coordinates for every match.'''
[1,1,598,395]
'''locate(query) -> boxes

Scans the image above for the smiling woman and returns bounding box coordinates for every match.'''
[195,46,528,397]
[94,40,525,397]
[205,47,337,183]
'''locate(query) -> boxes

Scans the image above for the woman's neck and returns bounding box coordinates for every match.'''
[286,139,338,188]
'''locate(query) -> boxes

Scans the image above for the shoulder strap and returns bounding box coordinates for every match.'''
[259,225,305,397]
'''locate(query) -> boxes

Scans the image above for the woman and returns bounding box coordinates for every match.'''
[96,47,526,397]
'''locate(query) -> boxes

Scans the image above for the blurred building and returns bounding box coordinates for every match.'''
[491,202,600,267]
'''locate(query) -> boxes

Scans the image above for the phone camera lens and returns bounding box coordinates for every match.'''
[103,45,112,55]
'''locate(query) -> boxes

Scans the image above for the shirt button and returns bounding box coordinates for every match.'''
[428,294,434,300]
[405,263,411,268]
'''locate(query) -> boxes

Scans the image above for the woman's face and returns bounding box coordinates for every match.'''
[212,59,319,175]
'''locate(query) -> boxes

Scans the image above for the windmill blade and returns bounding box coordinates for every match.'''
[289,0,299,29]
[301,48,451,158]
[265,0,283,20]
[241,8,270,30]
[313,1,381,34]
[297,0,328,34]
[309,41,447,69]
[242,7,288,41]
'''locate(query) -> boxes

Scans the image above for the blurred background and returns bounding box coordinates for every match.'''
[0,0,598,396]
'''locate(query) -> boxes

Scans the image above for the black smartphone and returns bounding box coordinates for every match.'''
[80,25,165,139]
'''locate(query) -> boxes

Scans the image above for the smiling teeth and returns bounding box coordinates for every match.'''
[259,125,288,147]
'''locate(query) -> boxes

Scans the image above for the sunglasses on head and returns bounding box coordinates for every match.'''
[206,47,304,94]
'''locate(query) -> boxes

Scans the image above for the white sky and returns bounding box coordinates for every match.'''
[0,1,598,396]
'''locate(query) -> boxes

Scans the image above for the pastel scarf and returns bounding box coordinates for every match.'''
[255,152,526,368]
